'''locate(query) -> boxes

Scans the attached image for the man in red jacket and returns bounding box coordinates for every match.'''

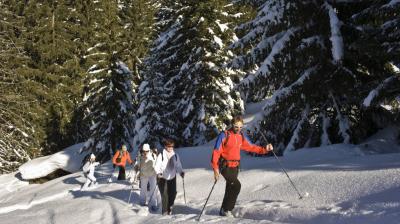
[211,116,273,217]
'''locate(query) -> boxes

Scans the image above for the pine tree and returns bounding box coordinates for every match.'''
[0,1,40,173]
[232,0,363,153]
[137,0,244,147]
[81,1,136,162]
[134,0,185,148]
[232,0,400,154]
[171,0,244,145]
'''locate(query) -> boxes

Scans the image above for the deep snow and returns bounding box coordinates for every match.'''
[1,103,400,223]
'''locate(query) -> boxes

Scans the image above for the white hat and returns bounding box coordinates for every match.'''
[90,153,96,159]
[142,143,150,152]
[121,145,127,150]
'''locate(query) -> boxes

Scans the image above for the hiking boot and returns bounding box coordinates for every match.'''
[150,205,158,212]
[167,207,172,215]
[219,209,233,217]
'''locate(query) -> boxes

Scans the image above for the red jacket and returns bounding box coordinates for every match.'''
[211,129,265,171]
[112,150,133,167]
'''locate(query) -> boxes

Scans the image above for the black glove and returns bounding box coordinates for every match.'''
[180,172,185,178]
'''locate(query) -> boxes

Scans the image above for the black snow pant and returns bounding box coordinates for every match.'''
[117,166,126,180]
[158,177,177,214]
[221,167,241,212]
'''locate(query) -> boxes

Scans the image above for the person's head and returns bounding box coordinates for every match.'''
[164,139,175,152]
[231,116,244,134]
[121,144,127,152]
[90,153,96,162]
[142,143,150,154]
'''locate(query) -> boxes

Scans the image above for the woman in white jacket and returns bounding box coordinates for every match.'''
[81,153,100,190]
[136,143,158,210]
[154,139,184,215]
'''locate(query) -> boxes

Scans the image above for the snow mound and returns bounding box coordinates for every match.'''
[19,143,88,180]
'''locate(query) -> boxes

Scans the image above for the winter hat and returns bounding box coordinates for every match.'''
[142,143,150,152]
[121,145,127,150]
[90,153,96,159]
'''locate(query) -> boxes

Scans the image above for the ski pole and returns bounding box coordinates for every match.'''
[197,179,217,221]
[127,185,134,205]
[148,183,159,209]
[259,131,304,199]
[182,177,187,204]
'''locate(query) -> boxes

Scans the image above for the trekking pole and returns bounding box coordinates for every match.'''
[107,166,117,183]
[127,185,134,205]
[147,184,159,210]
[182,177,187,204]
[259,131,304,199]
[197,179,217,221]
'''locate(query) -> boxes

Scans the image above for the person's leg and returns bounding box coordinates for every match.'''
[157,178,168,214]
[221,167,240,212]
[88,174,97,187]
[120,166,126,180]
[140,176,149,205]
[148,176,157,207]
[166,177,177,214]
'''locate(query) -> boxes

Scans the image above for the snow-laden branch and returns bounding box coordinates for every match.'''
[240,27,300,86]
[284,104,310,153]
[363,76,397,107]
[324,2,344,63]
[330,92,350,144]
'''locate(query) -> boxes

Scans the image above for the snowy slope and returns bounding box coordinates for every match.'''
[1,136,400,223]
[1,102,400,224]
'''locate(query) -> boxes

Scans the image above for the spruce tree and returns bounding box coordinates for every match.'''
[81,1,136,162]
[232,0,361,153]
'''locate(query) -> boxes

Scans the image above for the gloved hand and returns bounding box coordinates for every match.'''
[261,144,273,154]
[213,169,219,181]
[180,172,185,178]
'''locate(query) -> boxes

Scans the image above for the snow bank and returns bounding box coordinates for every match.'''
[19,143,88,180]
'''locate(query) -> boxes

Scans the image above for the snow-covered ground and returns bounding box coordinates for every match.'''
[1,102,400,223]
[1,132,399,223]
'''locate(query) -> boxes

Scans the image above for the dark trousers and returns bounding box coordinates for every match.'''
[221,167,241,211]
[158,177,177,213]
[117,166,126,180]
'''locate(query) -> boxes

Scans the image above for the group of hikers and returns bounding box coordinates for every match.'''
[81,116,273,217]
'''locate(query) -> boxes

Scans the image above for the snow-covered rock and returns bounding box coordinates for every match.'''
[19,143,87,180]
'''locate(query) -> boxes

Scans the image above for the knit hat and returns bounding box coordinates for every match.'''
[90,153,96,159]
[142,143,150,152]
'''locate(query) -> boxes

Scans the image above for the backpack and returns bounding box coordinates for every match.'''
[223,130,244,147]
[82,161,91,174]
[116,150,123,163]
[161,151,178,162]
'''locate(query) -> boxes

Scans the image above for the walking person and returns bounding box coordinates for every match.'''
[211,116,273,217]
[81,153,100,190]
[155,139,185,215]
[135,143,159,211]
[112,144,133,180]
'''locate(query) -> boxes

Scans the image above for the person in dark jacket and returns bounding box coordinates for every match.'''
[211,116,273,217]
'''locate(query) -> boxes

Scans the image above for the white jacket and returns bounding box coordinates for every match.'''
[87,162,99,178]
[154,149,183,180]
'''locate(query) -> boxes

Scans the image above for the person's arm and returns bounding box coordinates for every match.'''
[127,151,133,165]
[241,134,269,154]
[112,151,119,164]
[211,132,225,171]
